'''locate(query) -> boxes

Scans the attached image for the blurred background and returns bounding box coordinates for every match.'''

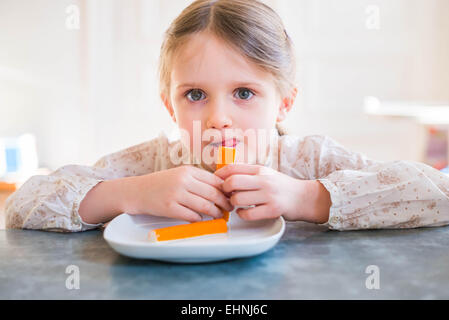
[1,0,449,225]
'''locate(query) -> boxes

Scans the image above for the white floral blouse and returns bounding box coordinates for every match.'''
[4,131,449,232]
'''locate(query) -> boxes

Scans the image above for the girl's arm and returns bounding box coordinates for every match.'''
[4,132,177,232]
[280,134,449,230]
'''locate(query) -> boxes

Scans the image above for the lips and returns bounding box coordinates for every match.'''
[210,138,239,148]
[221,138,238,147]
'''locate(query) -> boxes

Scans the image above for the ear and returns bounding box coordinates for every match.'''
[276,87,298,122]
[160,92,177,123]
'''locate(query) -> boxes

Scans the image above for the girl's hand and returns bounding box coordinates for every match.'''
[214,164,331,223]
[124,166,233,222]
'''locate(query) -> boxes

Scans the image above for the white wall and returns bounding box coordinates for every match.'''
[0,0,448,170]
[0,0,85,167]
[273,0,449,161]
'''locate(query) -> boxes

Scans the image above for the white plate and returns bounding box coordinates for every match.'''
[103,212,285,263]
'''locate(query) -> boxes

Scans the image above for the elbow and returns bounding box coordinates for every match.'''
[4,194,25,229]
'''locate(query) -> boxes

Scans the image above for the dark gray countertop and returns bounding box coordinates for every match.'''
[1,221,449,299]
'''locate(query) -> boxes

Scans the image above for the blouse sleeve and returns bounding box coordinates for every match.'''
[4,132,177,232]
[279,134,449,231]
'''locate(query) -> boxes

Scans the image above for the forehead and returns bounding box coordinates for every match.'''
[170,31,275,88]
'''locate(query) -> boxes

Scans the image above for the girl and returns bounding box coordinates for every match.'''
[5,0,449,232]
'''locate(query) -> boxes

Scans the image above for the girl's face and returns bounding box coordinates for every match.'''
[162,31,295,171]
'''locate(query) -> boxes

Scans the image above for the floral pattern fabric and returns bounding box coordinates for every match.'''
[5,131,449,232]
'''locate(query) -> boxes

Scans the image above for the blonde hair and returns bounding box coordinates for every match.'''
[158,0,296,135]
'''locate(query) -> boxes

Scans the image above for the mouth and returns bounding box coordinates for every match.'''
[211,138,239,148]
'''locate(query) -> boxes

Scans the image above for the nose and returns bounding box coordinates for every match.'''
[206,98,232,130]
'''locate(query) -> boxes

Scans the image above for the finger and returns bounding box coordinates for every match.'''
[236,205,276,221]
[222,174,261,193]
[214,163,261,180]
[191,166,225,189]
[186,178,233,212]
[215,163,272,180]
[168,203,203,222]
[230,190,267,207]
[179,191,224,219]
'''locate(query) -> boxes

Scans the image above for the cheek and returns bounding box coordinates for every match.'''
[174,114,195,149]
[237,112,276,134]
[246,97,279,125]
[177,117,211,153]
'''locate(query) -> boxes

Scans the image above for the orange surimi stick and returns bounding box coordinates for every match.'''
[148,218,228,242]
[216,146,236,222]
[147,146,236,242]
[216,146,236,170]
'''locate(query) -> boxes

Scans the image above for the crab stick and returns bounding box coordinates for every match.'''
[216,146,236,221]
[148,218,228,242]
[216,146,236,170]
[147,146,236,242]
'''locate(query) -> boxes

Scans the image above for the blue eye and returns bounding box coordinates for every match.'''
[186,89,205,102]
[234,88,254,100]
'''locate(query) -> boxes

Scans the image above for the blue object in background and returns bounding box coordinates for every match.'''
[0,133,38,180]
[5,147,20,173]
[440,166,449,174]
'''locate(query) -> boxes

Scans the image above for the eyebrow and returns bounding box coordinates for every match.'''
[176,82,264,90]
[176,83,199,90]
